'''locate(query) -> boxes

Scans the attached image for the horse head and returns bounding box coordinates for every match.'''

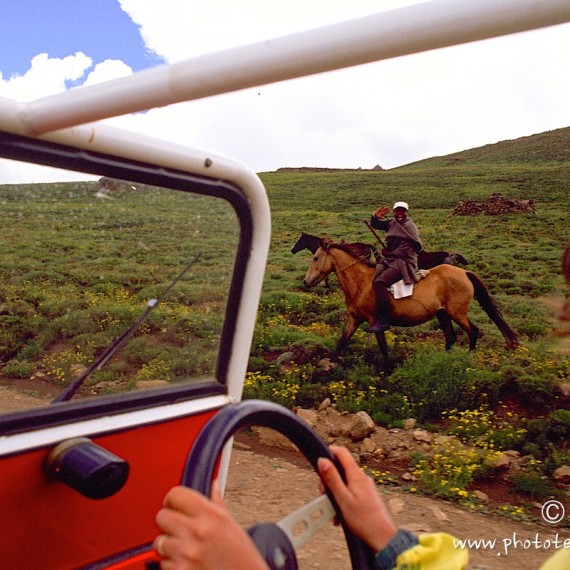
[303,244,335,288]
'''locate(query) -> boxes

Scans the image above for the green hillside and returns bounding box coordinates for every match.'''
[402,126,570,167]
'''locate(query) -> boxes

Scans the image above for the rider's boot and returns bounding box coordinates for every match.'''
[364,284,391,333]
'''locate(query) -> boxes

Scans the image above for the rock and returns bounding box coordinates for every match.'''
[553,465,570,483]
[473,490,490,502]
[276,351,295,366]
[233,440,252,451]
[401,472,416,482]
[318,358,336,372]
[359,438,377,454]
[403,418,417,430]
[404,523,433,533]
[504,450,521,458]
[346,411,375,440]
[388,497,405,514]
[452,193,536,216]
[558,383,570,398]
[318,398,332,411]
[296,408,318,428]
[430,506,451,523]
[70,364,87,379]
[412,429,433,443]
[490,452,511,470]
[253,426,299,452]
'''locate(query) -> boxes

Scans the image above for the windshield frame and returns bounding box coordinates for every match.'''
[0,131,255,436]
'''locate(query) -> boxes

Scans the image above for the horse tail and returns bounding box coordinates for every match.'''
[450,252,469,265]
[466,272,519,349]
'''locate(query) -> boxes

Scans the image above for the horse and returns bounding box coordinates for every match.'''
[303,241,519,367]
[291,232,468,269]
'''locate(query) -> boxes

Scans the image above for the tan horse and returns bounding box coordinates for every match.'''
[303,241,519,366]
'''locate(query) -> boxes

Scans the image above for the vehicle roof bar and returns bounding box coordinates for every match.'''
[13,0,570,135]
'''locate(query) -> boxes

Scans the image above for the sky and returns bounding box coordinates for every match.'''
[0,0,569,182]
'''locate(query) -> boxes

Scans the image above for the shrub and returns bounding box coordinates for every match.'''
[411,439,499,499]
[42,348,91,384]
[444,406,528,452]
[511,473,559,500]
[1,360,35,379]
[388,349,480,421]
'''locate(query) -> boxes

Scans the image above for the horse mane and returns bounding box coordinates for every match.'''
[320,240,376,268]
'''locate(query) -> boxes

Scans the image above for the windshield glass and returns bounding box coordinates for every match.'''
[0,164,239,411]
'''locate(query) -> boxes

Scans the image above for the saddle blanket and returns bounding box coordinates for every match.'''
[389,270,430,299]
[389,280,413,299]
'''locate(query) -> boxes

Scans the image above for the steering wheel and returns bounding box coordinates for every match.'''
[182,399,374,570]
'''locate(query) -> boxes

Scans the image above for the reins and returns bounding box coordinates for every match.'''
[322,245,373,275]
[336,256,366,274]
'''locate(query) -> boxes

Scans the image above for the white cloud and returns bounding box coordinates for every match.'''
[0,52,134,182]
[0,52,92,101]
[82,59,134,87]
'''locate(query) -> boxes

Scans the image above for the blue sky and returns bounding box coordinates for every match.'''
[0,1,569,182]
[0,0,161,80]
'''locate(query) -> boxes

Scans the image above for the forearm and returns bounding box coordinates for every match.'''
[370,216,389,231]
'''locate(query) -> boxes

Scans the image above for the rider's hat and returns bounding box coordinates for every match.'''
[393,201,409,211]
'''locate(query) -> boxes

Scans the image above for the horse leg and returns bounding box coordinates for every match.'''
[332,314,361,360]
[436,309,457,349]
[450,314,479,350]
[467,322,480,350]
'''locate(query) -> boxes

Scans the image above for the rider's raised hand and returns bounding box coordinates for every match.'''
[373,206,391,219]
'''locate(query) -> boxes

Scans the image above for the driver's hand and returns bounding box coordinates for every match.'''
[154,481,269,570]
[373,206,391,219]
[317,446,397,553]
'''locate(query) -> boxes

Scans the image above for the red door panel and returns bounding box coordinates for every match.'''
[1,409,217,569]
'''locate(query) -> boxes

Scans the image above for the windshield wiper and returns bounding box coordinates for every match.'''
[52,253,201,403]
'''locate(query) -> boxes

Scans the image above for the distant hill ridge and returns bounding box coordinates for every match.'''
[275,127,570,172]
[405,126,570,168]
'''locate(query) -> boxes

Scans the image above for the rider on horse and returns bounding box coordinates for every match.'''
[365,201,423,333]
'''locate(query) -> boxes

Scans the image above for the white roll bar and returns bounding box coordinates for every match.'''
[14,0,570,135]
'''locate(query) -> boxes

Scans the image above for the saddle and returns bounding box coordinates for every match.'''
[389,269,430,299]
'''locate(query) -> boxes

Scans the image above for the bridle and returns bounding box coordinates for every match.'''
[316,246,372,277]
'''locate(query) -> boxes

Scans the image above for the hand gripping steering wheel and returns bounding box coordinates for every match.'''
[182,399,374,570]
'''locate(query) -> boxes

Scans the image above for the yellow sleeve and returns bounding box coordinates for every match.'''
[395,533,469,570]
[540,547,570,570]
